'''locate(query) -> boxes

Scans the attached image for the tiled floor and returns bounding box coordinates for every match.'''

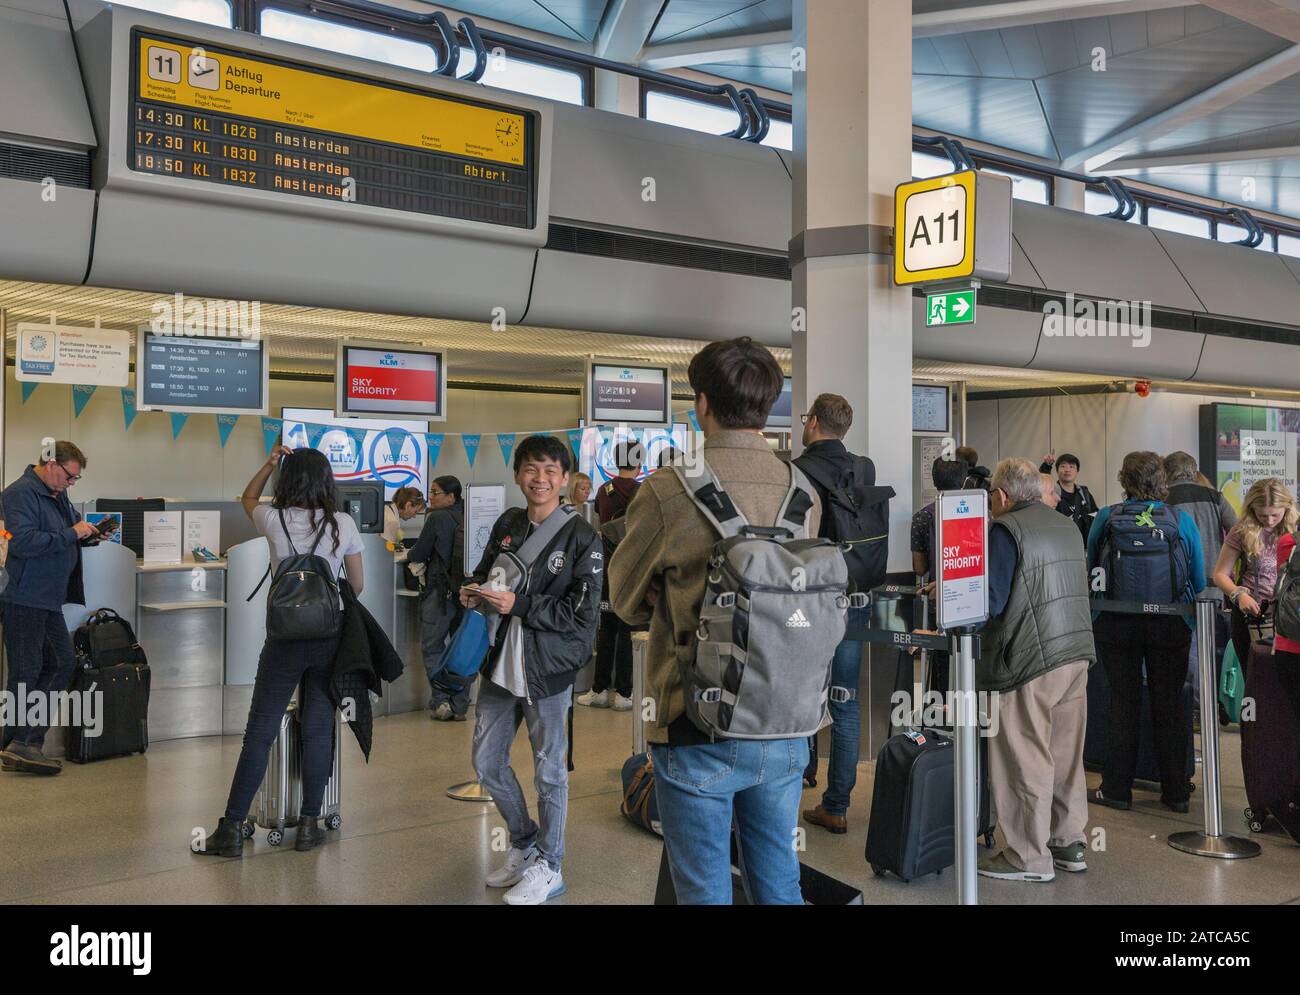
[1,705,1295,904]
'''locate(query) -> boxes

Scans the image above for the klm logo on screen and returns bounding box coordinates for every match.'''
[956,500,970,514]
[379,353,402,367]
[619,369,634,379]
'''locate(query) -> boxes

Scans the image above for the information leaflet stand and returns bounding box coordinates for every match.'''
[934,489,989,906]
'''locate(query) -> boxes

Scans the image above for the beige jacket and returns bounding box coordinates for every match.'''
[607,431,820,744]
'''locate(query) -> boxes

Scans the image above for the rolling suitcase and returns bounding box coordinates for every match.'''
[1241,638,1300,842]
[865,729,994,881]
[1083,662,1194,786]
[246,702,342,846]
[66,610,150,763]
[65,661,150,763]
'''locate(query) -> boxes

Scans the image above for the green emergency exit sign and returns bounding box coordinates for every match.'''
[926,289,975,326]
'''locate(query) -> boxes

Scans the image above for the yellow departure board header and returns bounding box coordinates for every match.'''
[136,34,526,167]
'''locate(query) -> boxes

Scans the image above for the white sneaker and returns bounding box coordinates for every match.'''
[485,845,539,888]
[576,690,610,708]
[503,861,566,905]
[611,694,634,712]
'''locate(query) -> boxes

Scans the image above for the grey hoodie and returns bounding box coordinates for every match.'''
[1166,481,1237,602]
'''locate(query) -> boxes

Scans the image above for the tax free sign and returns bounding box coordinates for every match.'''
[893,170,1013,287]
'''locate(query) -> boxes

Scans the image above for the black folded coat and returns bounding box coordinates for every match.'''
[333,580,405,761]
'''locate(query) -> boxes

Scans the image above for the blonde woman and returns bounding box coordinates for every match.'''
[1213,477,1298,675]
[566,473,593,507]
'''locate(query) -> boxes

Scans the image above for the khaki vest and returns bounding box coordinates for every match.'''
[979,501,1097,693]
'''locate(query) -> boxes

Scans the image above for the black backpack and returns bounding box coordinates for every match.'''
[74,608,147,669]
[796,455,895,593]
[1097,500,1190,604]
[250,510,343,642]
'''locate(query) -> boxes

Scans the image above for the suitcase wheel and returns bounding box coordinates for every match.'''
[870,864,885,877]
[1248,818,1265,834]
[241,821,255,839]
[325,814,342,831]
[267,829,284,847]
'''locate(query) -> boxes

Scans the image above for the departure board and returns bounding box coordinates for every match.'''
[139,333,266,413]
[128,31,535,228]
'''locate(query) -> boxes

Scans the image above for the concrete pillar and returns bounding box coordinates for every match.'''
[791,0,913,565]
[792,0,913,760]
[594,70,640,115]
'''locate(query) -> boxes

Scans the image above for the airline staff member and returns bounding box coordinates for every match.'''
[383,487,426,549]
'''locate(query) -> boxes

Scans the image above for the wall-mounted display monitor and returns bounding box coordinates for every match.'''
[282,407,429,500]
[335,341,446,421]
[129,29,538,229]
[135,330,268,415]
[767,376,794,430]
[912,383,950,434]
[583,357,671,427]
[337,481,384,534]
[578,424,688,487]
[1200,402,1300,515]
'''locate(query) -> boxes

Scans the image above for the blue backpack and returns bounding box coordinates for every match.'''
[1098,500,1190,603]
[438,609,490,678]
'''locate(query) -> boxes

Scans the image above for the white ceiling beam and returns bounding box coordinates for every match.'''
[913,0,1197,39]
[1199,1,1300,44]
[595,0,665,61]
[1105,144,1300,172]
[1060,42,1300,171]
[639,30,792,71]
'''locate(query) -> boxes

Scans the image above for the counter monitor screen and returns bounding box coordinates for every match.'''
[336,342,446,420]
[584,359,671,427]
[912,384,950,434]
[136,330,267,414]
[129,30,537,228]
[767,376,793,430]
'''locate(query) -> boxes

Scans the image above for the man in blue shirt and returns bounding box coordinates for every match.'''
[1,441,99,775]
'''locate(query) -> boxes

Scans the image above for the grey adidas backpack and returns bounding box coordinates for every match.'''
[675,457,865,741]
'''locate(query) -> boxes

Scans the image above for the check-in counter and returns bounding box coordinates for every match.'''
[76,530,429,745]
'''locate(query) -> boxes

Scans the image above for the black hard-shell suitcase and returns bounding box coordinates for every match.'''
[865,729,994,881]
[1083,662,1194,786]
[1241,639,1300,842]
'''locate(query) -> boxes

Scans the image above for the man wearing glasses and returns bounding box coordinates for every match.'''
[0,441,99,774]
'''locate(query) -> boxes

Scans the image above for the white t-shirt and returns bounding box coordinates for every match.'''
[252,504,365,582]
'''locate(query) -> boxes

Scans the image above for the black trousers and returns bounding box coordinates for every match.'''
[1094,614,1193,804]
[593,610,633,697]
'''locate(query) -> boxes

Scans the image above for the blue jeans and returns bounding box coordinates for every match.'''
[473,680,572,870]
[651,737,809,905]
[821,608,867,816]
[224,635,340,821]
[1,603,78,749]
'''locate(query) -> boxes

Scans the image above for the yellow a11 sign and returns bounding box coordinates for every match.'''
[893,170,1013,286]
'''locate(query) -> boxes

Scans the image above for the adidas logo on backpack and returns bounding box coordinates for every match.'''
[675,456,867,741]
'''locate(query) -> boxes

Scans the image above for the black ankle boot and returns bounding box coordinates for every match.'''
[295,815,325,852]
[195,816,245,858]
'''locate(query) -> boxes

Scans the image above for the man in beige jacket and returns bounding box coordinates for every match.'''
[609,337,820,904]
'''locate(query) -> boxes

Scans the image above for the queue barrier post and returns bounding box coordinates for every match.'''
[952,629,980,907]
[1167,599,1260,860]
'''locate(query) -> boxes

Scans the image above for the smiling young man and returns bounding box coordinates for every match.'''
[460,435,602,905]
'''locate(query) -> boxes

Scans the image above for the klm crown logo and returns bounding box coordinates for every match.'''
[379,353,400,367]
[956,500,970,514]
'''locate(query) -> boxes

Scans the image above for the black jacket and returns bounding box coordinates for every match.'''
[470,506,603,700]
[794,439,876,540]
[332,580,405,760]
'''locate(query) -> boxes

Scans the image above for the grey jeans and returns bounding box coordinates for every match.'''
[472,679,573,870]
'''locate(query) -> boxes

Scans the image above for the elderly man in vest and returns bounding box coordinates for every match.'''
[977,457,1096,882]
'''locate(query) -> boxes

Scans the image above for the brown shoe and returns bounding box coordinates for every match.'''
[803,805,847,835]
